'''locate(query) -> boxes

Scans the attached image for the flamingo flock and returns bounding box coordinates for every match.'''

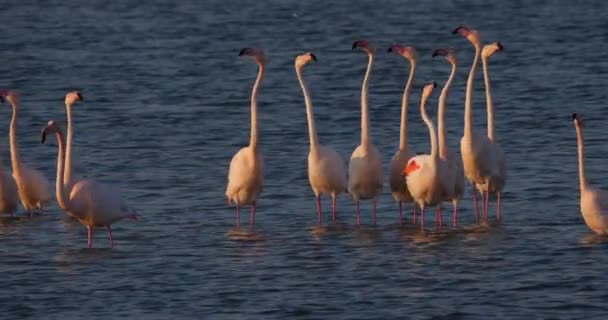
[226,26,511,233]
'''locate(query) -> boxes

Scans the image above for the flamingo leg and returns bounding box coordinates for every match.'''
[473,185,479,224]
[420,206,425,233]
[316,195,322,226]
[236,204,241,229]
[453,202,458,229]
[413,205,417,225]
[484,191,490,223]
[435,207,440,231]
[399,201,404,225]
[87,226,93,248]
[356,201,361,226]
[250,202,256,226]
[331,196,337,223]
[106,226,114,248]
[439,206,443,228]
[372,198,377,225]
[497,192,501,222]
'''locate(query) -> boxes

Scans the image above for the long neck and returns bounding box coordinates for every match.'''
[420,95,438,159]
[438,61,456,158]
[575,125,588,190]
[9,101,22,175]
[249,63,264,150]
[296,66,319,150]
[64,103,74,187]
[482,57,496,141]
[361,53,374,147]
[399,60,416,151]
[464,43,481,135]
[53,131,70,210]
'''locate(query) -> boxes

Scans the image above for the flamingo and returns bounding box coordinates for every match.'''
[572,113,608,235]
[225,48,265,229]
[349,40,384,226]
[387,44,417,225]
[433,48,465,228]
[0,90,52,214]
[295,52,347,225]
[403,82,449,232]
[41,120,139,248]
[63,91,85,199]
[453,26,497,224]
[480,42,507,221]
[0,94,19,216]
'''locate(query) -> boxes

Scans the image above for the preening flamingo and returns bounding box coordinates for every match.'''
[225,48,265,228]
[295,52,347,225]
[433,48,465,228]
[0,90,52,214]
[572,114,608,235]
[0,94,19,216]
[41,121,139,248]
[404,82,449,232]
[349,40,384,226]
[387,44,417,225]
[453,26,497,224]
[480,42,507,221]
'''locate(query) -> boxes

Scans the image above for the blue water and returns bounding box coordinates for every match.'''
[1,0,607,319]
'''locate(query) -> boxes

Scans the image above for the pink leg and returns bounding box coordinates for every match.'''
[420,207,425,232]
[497,192,501,222]
[106,226,114,248]
[453,203,458,229]
[435,207,440,231]
[399,201,404,225]
[87,226,93,248]
[356,201,361,226]
[316,195,322,226]
[372,198,377,225]
[250,202,256,226]
[473,185,479,224]
[484,191,490,223]
[236,204,241,229]
[331,196,337,223]
[439,206,443,228]
[413,206,417,225]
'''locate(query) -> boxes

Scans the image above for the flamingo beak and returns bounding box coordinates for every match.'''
[41,129,47,144]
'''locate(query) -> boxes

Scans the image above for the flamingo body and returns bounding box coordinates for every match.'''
[0,172,19,215]
[226,146,264,205]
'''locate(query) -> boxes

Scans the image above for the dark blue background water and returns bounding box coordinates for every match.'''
[1,0,608,319]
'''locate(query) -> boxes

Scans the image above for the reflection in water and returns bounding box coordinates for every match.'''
[579,233,608,246]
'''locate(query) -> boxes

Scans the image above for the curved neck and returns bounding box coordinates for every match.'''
[420,94,438,159]
[438,61,456,158]
[399,60,416,151]
[53,131,70,210]
[65,103,74,187]
[249,63,264,150]
[361,53,374,147]
[575,125,588,190]
[296,66,319,150]
[482,57,496,141]
[8,101,22,175]
[464,43,481,135]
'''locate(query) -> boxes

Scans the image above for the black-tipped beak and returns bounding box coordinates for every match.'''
[452,26,464,34]
[572,113,578,120]
[387,47,393,53]
[41,130,47,144]
[432,81,437,88]
[496,42,504,51]
[77,92,84,101]
[352,41,359,50]
[238,48,247,56]
[0,96,3,103]
[310,53,317,62]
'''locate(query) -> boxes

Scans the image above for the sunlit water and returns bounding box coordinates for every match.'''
[1,1,608,319]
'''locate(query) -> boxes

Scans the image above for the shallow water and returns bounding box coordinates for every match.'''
[1,0,608,319]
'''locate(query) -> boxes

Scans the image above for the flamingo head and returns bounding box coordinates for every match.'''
[572,113,583,127]
[422,81,436,98]
[403,159,421,176]
[352,39,375,54]
[387,45,416,62]
[41,120,62,144]
[482,42,503,59]
[239,47,266,65]
[0,90,19,106]
[295,52,317,69]
[432,48,457,65]
[65,91,83,106]
[453,26,481,46]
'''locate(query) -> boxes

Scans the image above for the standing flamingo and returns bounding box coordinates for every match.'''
[1,90,52,214]
[404,82,449,232]
[453,26,497,224]
[296,52,347,225]
[0,94,19,216]
[225,48,265,229]
[480,42,507,221]
[387,44,417,225]
[433,48,465,228]
[572,113,608,235]
[42,121,139,248]
[63,91,84,198]
[349,40,384,226]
